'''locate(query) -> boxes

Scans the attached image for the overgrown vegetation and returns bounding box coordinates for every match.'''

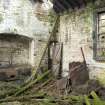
[0,69,104,105]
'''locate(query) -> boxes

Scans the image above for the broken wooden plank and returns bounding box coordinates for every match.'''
[14,70,51,96]
[25,16,59,84]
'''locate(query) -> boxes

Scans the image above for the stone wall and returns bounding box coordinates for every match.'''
[0,35,31,67]
[58,3,105,82]
[0,0,50,38]
[0,0,53,67]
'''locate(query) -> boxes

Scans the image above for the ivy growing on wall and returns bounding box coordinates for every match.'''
[48,9,57,26]
[0,14,3,23]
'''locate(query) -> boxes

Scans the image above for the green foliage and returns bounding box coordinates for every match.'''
[84,91,105,105]
[48,10,57,26]
[84,95,91,105]
[90,91,105,105]
[102,51,105,56]
[0,14,3,22]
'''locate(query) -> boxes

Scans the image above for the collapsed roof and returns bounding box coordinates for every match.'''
[53,0,96,13]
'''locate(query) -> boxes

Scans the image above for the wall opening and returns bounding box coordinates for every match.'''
[93,8,105,61]
[0,33,34,80]
[0,34,33,67]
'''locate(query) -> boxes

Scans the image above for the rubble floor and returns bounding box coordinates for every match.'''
[0,77,105,105]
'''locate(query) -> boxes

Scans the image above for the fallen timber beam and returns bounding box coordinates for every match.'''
[25,15,59,84]
[1,91,105,104]
[0,71,52,99]
[33,77,53,92]
[0,97,73,103]
[0,94,85,103]
[14,70,51,96]
[0,93,46,103]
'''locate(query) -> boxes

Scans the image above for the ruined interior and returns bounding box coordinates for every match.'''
[0,34,33,81]
[1,0,105,105]
[0,34,31,66]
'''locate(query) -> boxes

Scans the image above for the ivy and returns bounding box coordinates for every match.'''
[0,14,3,23]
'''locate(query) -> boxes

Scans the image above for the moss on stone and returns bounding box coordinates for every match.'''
[96,70,105,86]
[0,14,3,23]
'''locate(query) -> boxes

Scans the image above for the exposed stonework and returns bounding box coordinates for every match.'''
[58,3,105,82]
[0,35,31,67]
[0,0,50,38]
[0,0,53,69]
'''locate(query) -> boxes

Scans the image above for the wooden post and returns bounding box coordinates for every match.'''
[81,47,86,66]
[48,44,52,70]
[57,43,63,79]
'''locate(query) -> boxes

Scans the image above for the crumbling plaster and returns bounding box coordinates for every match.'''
[58,3,105,82]
[0,0,53,67]
[0,0,50,38]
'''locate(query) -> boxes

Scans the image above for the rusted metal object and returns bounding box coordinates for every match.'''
[69,62,89,86]
[68,48,89,86]
[56,48,89,95]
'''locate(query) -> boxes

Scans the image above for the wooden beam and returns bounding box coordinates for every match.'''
[67,0,77,8]
[53,5,62,13]
[85,0,96,3]
[57,43,63,79]
[53,0,96,12]
[54,0,66,11]
[82,0,87,6]
[48,45,52,70]
[53,0,64,13]
[33,0,43,3]
[92,0,96,3]
[58,0,70,10]
[64,0,74,9]
[72,0,81,8]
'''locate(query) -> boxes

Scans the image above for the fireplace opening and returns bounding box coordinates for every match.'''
[0,33,34,81]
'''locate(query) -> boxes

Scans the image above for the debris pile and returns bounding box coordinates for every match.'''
[69,62,89,86]
[0,68,104,105]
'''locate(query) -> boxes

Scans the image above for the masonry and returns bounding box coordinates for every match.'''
[0,0,51,80]
[0,34,32,66]
[57,1,105,83]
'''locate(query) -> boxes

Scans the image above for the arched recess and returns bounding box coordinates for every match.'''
[0,33,35,68]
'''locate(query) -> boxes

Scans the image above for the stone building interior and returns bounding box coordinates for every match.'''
[0,0,105,105]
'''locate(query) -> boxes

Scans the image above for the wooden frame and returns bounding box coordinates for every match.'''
[93,7,105,61]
